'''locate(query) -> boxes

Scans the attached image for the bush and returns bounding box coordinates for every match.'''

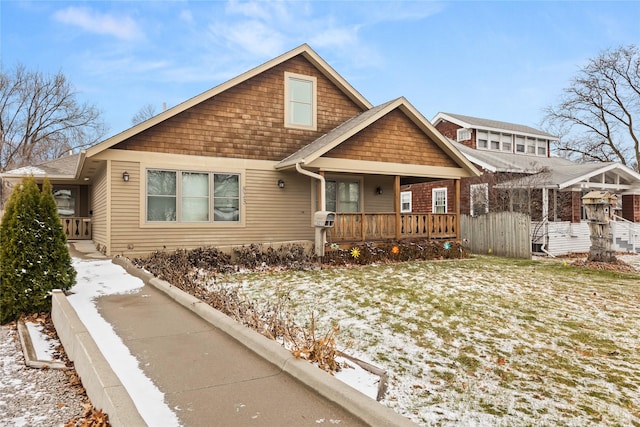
[0,177,76,324]
[323,239,470,266]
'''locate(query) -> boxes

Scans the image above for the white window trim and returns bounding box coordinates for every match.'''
[284,72,317,131]
[432,187,448,213]
[400,191,412,213]
[457,128,471,142]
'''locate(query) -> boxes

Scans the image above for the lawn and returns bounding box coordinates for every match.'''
[217,256,640,426]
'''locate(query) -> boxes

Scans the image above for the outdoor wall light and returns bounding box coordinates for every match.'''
[278,179,285,189]
[376,186,383,195]
[122,171,130,182]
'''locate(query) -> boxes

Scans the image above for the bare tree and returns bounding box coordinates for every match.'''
[543,45,639,171]
[131,103,157,125]
[0,64,107,172]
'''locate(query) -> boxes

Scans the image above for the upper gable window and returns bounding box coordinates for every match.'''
[284,72,317,130]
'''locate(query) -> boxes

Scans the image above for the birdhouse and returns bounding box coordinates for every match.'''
[582,191,617,222]
[581,191,617,263]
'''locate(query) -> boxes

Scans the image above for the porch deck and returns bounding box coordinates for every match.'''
[60,217,92,240]
[328,213,457,242]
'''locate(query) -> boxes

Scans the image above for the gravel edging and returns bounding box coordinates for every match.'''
[0,324,90,426]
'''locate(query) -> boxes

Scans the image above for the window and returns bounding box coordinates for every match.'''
[146,170,240,223]
[182,172,209,221]
[53,188,77,216]
[284,72,316,130]
[432,188,447,213]
[325,179,360,213]
[214,174,240,221]
[501,133,512,152]
[147,170,177,221]
[490,132,500,150]
[516,136,525,153]
[457,128,471,142]
[477,131,488,149]
[470,183,489,216]
[526,137,536,154]
[400,191,412,213]
[537,139,547,156]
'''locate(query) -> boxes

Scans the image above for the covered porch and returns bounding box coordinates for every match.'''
[329,212,457,242]
[320,174,462,243]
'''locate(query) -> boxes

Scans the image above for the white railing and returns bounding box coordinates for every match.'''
[613,215,639,253]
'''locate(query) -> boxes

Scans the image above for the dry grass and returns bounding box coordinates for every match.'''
[222,256,640,426]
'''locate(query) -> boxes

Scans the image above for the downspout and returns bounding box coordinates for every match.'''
[295,163,325,211]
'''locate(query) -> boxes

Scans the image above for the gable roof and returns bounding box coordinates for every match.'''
[276,97,480,176]
[433,112,557,140]
[451,140,574,173]
[1,154,81,179]
[84,44,372,159]
[503,161,640,191]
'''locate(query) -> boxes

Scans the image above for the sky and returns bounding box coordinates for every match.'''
[1,0,639,140]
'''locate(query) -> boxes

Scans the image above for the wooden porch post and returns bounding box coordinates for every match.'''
[395,175,401,240]
[454,179,461,240]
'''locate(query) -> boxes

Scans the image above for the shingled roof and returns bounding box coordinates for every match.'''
[434,112,557,140]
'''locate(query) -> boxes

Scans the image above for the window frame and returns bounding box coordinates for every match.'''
[470,183,489,216]
[400,191,412,213]
[145,168,241,224]
[432,187,448,214]
[284,72,317,131]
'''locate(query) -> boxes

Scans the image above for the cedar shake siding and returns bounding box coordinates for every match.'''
[325,110,459,167]
[113,56,364,160]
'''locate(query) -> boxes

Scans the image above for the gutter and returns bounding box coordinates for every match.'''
[295,163,326,211]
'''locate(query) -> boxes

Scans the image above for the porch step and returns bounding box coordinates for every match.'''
[615,237,640,254]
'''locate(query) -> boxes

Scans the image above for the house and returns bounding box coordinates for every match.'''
[1,45,479,257]
[403,112,640,255]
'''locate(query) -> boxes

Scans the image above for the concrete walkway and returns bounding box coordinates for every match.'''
[63,242,415,427]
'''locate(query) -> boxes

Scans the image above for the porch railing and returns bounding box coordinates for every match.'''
[328,213,457,242]
[60,217,92,240]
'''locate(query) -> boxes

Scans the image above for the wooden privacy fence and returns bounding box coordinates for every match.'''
[460,212,531,259]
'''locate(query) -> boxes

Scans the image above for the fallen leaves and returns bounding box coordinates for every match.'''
[64,403,109,427]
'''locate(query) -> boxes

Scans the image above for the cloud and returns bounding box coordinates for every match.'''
[53,6,142,41]
[209,19,287,58]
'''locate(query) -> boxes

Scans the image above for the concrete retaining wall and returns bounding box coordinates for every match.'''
[51,290,146,427]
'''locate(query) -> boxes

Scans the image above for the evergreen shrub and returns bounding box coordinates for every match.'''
[0,177,76,324]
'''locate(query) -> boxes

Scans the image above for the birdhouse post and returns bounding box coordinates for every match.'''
[582,191,617,263]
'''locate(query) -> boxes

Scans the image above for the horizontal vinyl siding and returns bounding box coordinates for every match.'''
[363,175,395,213]
[244,170,314,242]
[110,161,140,255]
[90,165,108,250]
[108,160,314,256]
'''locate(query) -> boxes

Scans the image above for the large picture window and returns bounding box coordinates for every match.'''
[284,72,317,130]
[146,169,240,223]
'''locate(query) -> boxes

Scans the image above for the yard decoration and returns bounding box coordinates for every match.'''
[351,247,361,259]
[391,246,400,255]
[582,191,617,263]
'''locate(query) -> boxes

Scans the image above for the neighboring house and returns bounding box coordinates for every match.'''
[403,112,640,255]
[1,45,479,257]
